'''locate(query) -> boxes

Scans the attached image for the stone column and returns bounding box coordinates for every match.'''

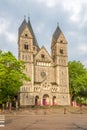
[50,98,53,106]
[40,98,43,106]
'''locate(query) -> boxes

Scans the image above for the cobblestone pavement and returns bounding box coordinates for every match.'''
[0,107,87,130]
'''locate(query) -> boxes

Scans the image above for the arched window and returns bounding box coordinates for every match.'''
[24,44,28,50]
[60,48,63,54]
[35,96,39,106]
[53,96,57,105]
[25,34,28,37]
[41,54,45,59]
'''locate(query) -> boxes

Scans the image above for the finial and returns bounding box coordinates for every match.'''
[28,13,30,22]
[24,15,26,20]
[57,22,59,27]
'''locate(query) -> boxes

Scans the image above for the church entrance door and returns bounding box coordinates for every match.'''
[43,94,49,106]
[35,96,39,106]
[53,96,57,105]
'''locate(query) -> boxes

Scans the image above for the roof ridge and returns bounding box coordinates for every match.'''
[28,19,39,47]
[18,19,27,34]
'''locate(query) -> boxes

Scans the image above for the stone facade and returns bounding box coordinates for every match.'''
[18,18,70,106]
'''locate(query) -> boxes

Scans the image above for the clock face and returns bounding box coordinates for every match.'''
[41,71,46,78]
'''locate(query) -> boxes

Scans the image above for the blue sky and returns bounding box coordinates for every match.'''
[0,0,87,66]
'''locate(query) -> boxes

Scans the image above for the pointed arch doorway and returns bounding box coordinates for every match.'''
[43,94,49,106]
[53,96,57,105]
[35,96,39,106]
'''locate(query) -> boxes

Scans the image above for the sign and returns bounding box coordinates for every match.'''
[0,115,5,127]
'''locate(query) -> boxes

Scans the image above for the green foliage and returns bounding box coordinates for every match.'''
[0,51,30,104]
[68,60,87,101]
[76,97,85,104]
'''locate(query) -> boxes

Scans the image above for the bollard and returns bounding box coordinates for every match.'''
[64,107,66,114]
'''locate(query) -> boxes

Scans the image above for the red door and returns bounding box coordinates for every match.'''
[35,98,38,106]
[43,99,46,106]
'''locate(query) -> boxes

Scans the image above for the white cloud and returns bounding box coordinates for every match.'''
[37,0,58,8]
[64,2,81,22]
[0,17,16,43]
[5,32,17,43]
[36,0,87,24]
[82,60,87,67]
[35,23,45,33]
[78,44,87,55]
[79,15,87,28]
[0,18,9,34]
[62,0,87,23]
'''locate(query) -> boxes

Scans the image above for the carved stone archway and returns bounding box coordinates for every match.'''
[53,96,57,105]
[43,94,49,106]
[35,96,39,106]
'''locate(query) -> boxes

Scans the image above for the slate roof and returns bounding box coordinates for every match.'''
[18,19,26,36]
[53,26,62,41]
[18,18,39,48]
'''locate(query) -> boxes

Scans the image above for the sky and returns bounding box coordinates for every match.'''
[0,0,87,67]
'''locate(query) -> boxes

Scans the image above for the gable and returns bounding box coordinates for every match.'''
[35,46,53,62]
[18,19,39,48]
[57,33,67,44]
[21,26,33,38]
[51,26,67,47]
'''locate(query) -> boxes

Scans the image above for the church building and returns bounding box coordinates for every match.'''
[18,18,70,106]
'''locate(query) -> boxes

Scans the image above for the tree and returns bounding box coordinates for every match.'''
[0,51,30,104]
[68,60,87,102]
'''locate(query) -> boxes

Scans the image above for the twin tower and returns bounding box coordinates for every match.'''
[18,18,70,106]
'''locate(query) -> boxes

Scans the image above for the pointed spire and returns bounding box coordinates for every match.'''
[53,23,62,42]
[57,22,59,27]
[28,16,30,22]
[24,15,26,20]
[28,16,39,48]
[27,17,39,47]
[28,13,30,22]
[18,16,27,35]
[18,16,39,48]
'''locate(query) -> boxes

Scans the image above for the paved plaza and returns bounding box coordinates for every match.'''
[0,107,87,130]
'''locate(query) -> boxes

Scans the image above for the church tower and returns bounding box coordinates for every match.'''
[51,26,70,105]
[18,17,39,85]
[18,18,40,106]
